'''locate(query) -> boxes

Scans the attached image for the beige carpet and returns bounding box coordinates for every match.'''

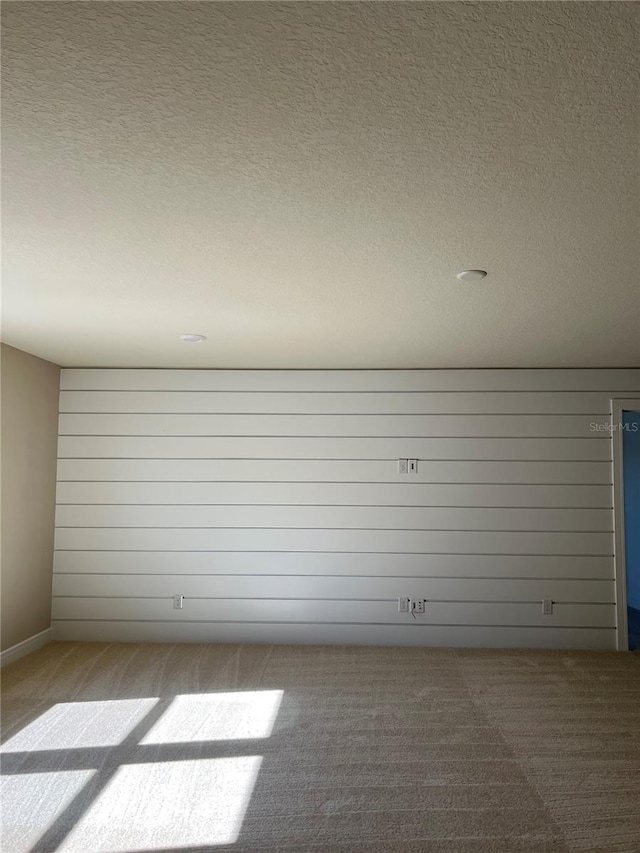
[2,642,640,853]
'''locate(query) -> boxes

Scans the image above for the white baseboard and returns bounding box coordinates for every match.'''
[0,627,53,668]
[52,620,617,650]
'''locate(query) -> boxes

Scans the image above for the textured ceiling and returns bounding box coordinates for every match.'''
[2,1,639,368]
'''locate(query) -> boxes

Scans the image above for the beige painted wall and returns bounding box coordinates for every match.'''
[1,344,60,650]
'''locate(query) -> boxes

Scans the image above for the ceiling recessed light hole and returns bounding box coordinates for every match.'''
[456,269,488,282]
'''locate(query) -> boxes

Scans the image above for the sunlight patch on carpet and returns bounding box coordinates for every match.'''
[1,770,96,851]
[140,690,284,744]
[0,699,159,751]
[57,757,263,851]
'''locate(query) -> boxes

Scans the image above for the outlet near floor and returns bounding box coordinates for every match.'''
[398,598,426,615]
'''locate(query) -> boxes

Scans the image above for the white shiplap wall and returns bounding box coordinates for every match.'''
[53,369,640,649]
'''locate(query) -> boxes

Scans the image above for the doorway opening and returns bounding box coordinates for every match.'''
[613,400,640,651]
[622,411,640,650]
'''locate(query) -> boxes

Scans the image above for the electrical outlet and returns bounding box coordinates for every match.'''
[173,595,184,610]
[408,459,418,474]
[542,599,553,616]
[411,599,426,614]
[398,597,410,612]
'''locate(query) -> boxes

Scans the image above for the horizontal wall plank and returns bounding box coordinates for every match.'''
[55,504,613,532]
[59,391,616,416]
[57,436,611,461]
[51,597,616,628]
[55,481,614,508]
[53,528,614,555]
[56,458,614,484]
[60,368,640,393]
[51,574,615,604]
[58,413,611,438]
[53,552,615,580]
[52,620,618,650]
